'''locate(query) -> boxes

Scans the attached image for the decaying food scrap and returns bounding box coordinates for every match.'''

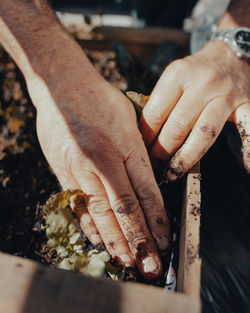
[43,189,124,280]
[126,91,149,115]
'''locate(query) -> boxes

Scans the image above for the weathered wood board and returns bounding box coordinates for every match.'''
[0,165,201,313]
[177,163,201,299]
[58,14,189,60]
[0,251,200,313]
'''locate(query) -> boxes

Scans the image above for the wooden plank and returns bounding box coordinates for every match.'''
[177,163,201,299]
[0,252,201,313]
[76,38,159,61]
[93,26,189,48]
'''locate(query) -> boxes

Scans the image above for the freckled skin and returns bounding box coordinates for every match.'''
[156,217,163,225]
[199,125,217,138]
[109,240,115,249]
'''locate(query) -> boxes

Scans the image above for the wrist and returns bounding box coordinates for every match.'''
[201,40,250,71]
[217,12,240,31]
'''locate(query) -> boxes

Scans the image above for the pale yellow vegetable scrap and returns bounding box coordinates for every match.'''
[43,189,83,214]
[43,189,124,280]
[126,91,149,115]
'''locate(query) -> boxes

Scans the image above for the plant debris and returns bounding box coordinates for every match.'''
[126,91,149,115]
[43,189,125,279]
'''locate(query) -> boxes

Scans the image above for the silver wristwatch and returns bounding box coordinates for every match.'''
[212,27,250,59]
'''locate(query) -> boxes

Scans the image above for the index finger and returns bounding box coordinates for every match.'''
[140,61,183,148]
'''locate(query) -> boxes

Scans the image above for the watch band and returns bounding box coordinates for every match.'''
[211,27,250,60]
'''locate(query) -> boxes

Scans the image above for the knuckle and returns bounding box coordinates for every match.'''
[129,234,149,250]
[164,59,188,81]
[197,122,219,139]
[113,195,139,215]
[170,132,185,144]
[137,183,157,201]
[169,59,187,73]
[87,194,109,216]
[167,118,187,136]
[144,106,163,129]
[203,68,218,85]
[136,183,161,208]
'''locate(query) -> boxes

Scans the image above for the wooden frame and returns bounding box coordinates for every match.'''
[0,166,201,313]
[177,164,201,299]
[58,14,190,61]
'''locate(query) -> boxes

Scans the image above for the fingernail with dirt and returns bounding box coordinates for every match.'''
[165,169,177,182]
[142,255,161,278]
[156,235,169,250]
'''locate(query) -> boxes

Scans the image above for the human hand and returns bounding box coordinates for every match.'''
[0,0,170,279]
[30,58,170,279]
[140,40,250,181]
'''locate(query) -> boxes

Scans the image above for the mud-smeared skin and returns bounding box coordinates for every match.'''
[164,149,185,179]
[140,157,149,168]
[199,125,217,139]
[237,121,249,141]
[135,241,149,260]
[108,240,115,249]
[115,205,133,215]
[168,165,184,178]
[156,217,163,225]
[236,121,250,172]
[133,240,162,280]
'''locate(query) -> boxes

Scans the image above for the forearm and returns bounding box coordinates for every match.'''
[218,0,250,29]
[0,0,106,111]
[0,1,97,84]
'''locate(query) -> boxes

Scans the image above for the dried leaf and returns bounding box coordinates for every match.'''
[8,117,24,132]
[106,262,125,281]
[43,190,87,265]
[43,190,115,279]
[45,207,84,257]
[43,189,84,214]
[126,91,149,115]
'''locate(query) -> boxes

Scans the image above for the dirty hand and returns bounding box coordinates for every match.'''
[32,56,170,279]
[0,0,170,279]
[140,40,250,181]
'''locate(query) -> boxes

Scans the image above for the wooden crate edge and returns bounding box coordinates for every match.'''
[177,163,201,300]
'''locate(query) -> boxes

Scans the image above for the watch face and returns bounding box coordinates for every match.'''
[235,29,250,56]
